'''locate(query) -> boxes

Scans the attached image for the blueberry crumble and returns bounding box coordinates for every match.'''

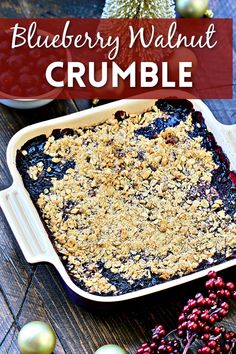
[16,100,236,296]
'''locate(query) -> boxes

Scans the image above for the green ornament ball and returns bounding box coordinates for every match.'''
[176,0,209,18]
[18,321,56,354]
[95,344,127,354]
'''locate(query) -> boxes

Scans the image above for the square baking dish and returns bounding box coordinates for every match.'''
[1,96,236,307]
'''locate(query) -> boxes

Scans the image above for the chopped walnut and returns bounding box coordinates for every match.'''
[165,134,179,144]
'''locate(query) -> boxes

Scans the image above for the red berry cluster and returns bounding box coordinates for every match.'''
[137,325,181,354]
[136,271,236,354]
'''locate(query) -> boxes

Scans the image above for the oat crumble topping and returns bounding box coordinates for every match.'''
[20,103,236,295]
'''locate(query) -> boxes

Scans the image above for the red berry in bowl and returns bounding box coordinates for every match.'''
[19,73,39,88]
[7,54,25,69]
[0,40,9,51]
[0,71,14,92]
[37,57,50,69]
[48,54,57,62]
[0,52,7,66]
[29,48,41,59]
[19,66,31,75]
[10,84,23,97]
[26,87,39,96]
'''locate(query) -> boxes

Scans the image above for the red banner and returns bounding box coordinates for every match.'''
[0,18,233,99]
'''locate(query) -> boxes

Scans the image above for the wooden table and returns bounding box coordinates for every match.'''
[0,1,235,353]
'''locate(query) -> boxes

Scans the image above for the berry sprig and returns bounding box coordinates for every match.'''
[136,271,236,354]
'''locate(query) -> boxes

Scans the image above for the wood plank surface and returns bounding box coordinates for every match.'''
[0,1,236,354]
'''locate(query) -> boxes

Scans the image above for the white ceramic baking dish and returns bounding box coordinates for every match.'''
[0,97,236,306]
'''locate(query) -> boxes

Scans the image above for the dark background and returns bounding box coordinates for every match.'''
[0,1,235,353]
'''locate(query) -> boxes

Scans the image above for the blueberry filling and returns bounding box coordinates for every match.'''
[135,99,193,139]
[16,134,75,202]
[190,111,236,217]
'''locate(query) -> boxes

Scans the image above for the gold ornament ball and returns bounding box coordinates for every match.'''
[18,321,56,354]
[176,0,209,18]
[95,344,127,354]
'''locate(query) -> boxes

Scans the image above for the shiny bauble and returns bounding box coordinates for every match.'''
[95,344,127,354]
[176,0,209,18]
[18,321,56,354]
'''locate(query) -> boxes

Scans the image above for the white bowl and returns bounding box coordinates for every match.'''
[0,98,54,109]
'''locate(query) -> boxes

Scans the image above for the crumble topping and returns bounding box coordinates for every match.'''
[27,162,44,180]
[21,105,236,295]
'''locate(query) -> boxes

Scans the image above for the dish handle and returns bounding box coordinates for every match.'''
[0,184,53,264]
